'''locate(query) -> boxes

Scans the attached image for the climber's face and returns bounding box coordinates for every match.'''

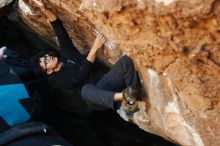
[39,54,59,74]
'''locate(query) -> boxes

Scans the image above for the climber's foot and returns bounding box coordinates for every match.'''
[122,86,142,115]
[123,86,141,104]
[123,101,139,116]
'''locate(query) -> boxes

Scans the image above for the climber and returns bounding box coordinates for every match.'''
[32,0,142,113]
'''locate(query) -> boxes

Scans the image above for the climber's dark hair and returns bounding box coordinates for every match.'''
[31,49,61,76]
[35,49,61,60]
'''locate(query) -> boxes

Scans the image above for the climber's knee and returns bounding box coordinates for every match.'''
[81,84,92,101]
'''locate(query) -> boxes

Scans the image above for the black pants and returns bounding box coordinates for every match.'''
[81,55,140,110]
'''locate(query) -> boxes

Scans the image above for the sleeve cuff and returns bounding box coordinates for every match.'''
[83,59,93,66]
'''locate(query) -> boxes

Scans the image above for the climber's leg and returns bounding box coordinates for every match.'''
[96,55,141,91]
[81,55,141,110]
[81,84,115,109]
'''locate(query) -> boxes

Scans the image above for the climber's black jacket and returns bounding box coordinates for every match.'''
[48,19,108,89]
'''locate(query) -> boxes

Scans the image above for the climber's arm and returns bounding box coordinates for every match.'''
[31,0,106,64]
[31,0,84,60]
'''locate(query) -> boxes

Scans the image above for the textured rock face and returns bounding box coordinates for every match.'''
[0,0,13,8]
[17,0,220,145]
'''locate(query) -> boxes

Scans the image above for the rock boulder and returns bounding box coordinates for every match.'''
[18,0,220,145]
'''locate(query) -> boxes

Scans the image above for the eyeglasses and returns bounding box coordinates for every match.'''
[43,54,50,72]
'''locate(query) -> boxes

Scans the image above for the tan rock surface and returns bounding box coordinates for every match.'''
[18,0,220,145]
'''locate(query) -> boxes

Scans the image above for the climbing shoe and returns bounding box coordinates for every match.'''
[122,100,139,116]
[122,86,141,105]
[122,86,142,115]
